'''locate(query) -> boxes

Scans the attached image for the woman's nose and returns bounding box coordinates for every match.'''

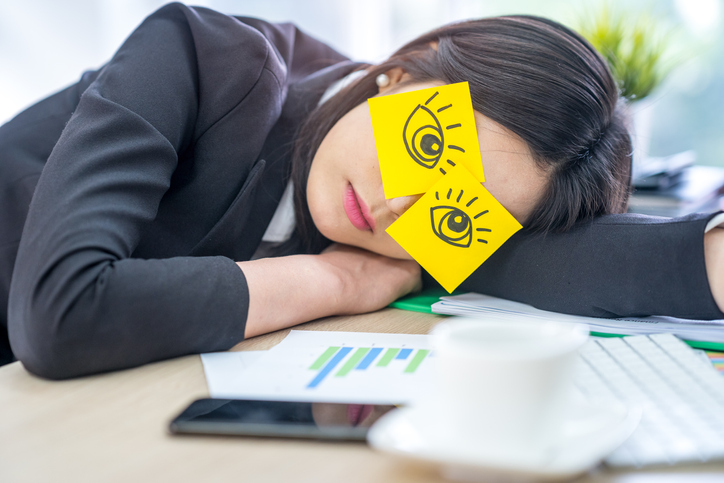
[386,194,423,216]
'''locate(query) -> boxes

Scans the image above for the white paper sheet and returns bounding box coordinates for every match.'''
[432,293,724,343]
[201,351,265,396]
[202,331,433,404]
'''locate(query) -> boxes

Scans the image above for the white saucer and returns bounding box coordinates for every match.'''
[367,399,641,482]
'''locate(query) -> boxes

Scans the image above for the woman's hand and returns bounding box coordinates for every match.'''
[318,243,422,315]
[239,245,421,338]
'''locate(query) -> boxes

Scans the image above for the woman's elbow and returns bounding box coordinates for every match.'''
[9,301,94,380]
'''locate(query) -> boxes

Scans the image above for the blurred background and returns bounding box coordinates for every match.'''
[1,0,723,170]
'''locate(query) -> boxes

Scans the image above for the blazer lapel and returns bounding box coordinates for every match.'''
[189,61,363,261]
[188,158,268,260]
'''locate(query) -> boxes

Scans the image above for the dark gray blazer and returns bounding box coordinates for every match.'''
[1,3,721,379]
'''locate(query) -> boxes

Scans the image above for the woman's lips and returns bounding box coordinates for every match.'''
[344,184,376,232]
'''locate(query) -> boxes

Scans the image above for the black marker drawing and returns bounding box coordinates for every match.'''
[425,91,439,105]
[430,189,492,247]
[402,91,463,175]
[476,227,491,244]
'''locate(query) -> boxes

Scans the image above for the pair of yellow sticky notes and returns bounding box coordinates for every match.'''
[368,82,522,292]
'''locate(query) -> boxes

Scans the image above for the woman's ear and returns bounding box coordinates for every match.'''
[377,67,407,94]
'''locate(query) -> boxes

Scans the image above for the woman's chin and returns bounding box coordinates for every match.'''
[351,239,413,260]
[380,245,414,260]
[318,222,413,260]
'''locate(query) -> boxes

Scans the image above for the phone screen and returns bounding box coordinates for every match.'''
[169,398,398,441]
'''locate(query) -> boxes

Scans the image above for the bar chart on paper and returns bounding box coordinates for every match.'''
[208,331,433,404]
[307,345,430,389]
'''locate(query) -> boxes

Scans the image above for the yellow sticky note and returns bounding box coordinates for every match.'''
[369,82,485,199]
[386,164,522,293]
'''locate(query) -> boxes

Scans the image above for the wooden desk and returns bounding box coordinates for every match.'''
[1,308,723,483]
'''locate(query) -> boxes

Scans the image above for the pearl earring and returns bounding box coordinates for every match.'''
[375,73,390,88]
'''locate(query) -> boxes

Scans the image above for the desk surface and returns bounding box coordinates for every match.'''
[2,308,723,483]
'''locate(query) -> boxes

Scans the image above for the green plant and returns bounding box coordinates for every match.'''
[577,5,672,101]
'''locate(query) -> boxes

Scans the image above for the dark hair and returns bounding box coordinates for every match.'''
[291,15,631,252]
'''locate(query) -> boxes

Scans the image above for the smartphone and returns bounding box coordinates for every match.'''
[169,398,398,441]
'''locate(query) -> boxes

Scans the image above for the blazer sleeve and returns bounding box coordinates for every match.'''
[7,4,286,379]
[456,212,724,320]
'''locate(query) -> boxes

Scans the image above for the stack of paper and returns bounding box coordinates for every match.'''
[432,293,724,344]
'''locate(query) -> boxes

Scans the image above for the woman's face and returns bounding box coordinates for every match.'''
[306,78,550,259]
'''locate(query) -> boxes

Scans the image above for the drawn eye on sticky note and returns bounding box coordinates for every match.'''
[368,82,484,199]
[386,164,522,293]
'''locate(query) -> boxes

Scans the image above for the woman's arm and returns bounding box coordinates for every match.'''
[7,4,348,380]
[241,245,421,338]
[705,227,724,313]
[8,5,240,379]
[458,211,724,320]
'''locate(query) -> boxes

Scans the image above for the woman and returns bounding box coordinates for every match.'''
[1,3,723,378]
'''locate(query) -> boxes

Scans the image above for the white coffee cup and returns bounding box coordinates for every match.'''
[421,316,588,464]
